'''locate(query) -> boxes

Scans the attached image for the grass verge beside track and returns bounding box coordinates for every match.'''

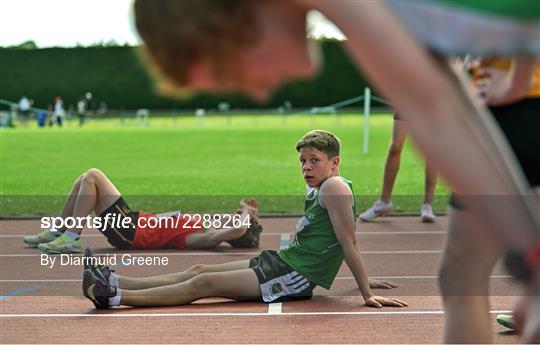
[1,114,449,215]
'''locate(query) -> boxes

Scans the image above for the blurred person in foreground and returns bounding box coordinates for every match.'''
[132,1,539,342]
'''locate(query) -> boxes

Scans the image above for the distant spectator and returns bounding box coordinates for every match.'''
[37,111,47,128]
[53,96,65,127]
[47,104,54,127]
[18,96,31,125]
[84,92,94,114]
[0,111,13,127]
[77,98,86,126]
[10,104,18,126]
[98,101,108,115]
[284,100,292,112]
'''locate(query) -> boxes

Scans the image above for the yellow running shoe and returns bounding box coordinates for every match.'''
[23,229,59,248]
[38,233,82,254]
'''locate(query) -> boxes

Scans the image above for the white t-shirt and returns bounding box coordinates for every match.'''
[19,97,30,111]
[54,100,65,116]
[77,100,86,114]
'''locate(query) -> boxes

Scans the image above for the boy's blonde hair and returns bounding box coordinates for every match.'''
[134,0,258,95]
[296,130,341,158]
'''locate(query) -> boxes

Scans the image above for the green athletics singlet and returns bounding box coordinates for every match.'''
[436,0,540,21]
[385,0,540,56]
[279,177,356,289]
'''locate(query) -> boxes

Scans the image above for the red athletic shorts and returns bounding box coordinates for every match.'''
[131,212,204,250]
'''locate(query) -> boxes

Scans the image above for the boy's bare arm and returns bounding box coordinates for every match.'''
[484,58,539,106]
[320,178,407,308]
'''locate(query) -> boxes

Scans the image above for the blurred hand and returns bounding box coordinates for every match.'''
[366,295,408,308]
[369,279,399,289]
[519,282,540,343]
[240,198,258,214]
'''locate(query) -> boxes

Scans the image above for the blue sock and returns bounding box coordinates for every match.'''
[64,230,80,241]
[109,289,121,306]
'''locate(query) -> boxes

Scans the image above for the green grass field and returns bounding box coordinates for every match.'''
[1,113,449,215]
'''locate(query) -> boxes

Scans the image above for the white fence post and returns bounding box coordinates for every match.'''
[363,87,371,155]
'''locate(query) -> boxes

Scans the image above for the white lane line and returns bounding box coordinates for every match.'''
[362,251,441,254]
[0,310,512,318]
[1,234,284,238]
[336,275,513,280]
[0,231,445,238]
[1,235,105,238]
[0,250,442,258]
[2,234,284,238]
[0,275,513,283]
[0,252,260,257]
[1,279,81,282]
[357,231,445,235]
[267,233,291,315]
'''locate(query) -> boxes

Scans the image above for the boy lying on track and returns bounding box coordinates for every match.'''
[82,130,407,309]
[23,168,262,254]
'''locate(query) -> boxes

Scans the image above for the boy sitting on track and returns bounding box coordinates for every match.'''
[23,168,262,254]
[82,130,408,309]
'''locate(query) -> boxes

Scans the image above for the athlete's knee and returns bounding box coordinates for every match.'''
[438,251,489,298]
[438,259,462,298]
[83,168,105,184]
[86,168,104,178]
[185,264,206,277]
[388,143,404,156]
[74,173,85,186]
[189,273,217,293]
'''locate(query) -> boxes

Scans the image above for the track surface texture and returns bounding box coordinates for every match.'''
[1,216,520,344]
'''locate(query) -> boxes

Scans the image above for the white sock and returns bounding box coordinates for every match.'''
[109,272,119,287]
[63,230,80,241]
[109,288,121,307]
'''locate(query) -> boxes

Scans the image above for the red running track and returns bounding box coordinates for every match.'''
[0,217,520,343]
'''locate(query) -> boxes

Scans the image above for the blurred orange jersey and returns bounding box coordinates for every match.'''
[475,58,540,98]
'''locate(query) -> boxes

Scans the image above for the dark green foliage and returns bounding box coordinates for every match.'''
[0,41,372,110]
